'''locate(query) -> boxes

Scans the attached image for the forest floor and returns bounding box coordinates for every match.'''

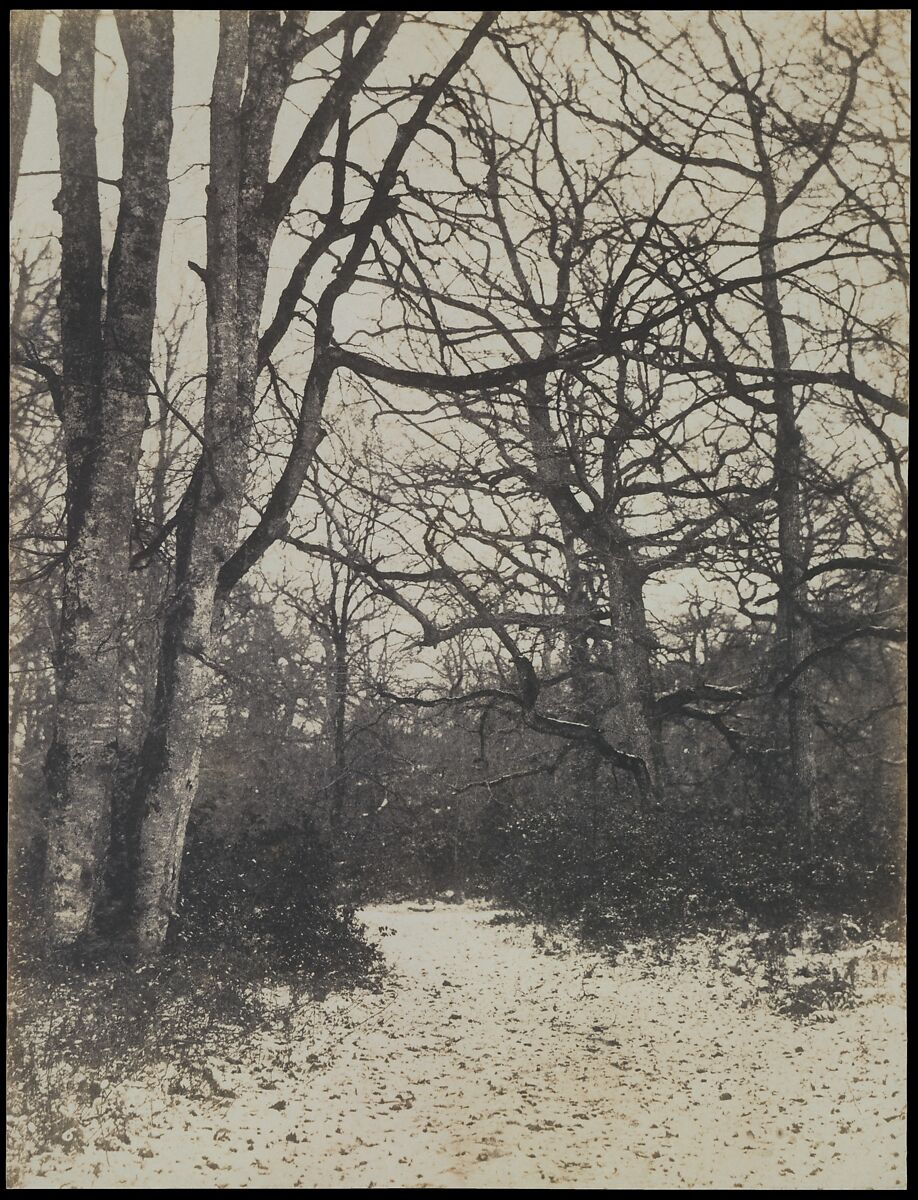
[14,901,906,1190]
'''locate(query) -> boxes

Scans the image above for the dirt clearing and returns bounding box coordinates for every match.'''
[16,902,905,1189]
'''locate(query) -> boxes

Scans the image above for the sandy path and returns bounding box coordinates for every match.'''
[18,902,905,1189]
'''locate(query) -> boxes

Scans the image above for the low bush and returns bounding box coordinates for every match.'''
[6,810,382,1186]
[482,798,903,954]
[175,811,380,982]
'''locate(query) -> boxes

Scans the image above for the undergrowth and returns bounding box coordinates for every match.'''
[478,801,903,1021]
[6,814,383,1186]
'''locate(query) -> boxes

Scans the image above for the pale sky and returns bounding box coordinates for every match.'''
[11,11,908,690]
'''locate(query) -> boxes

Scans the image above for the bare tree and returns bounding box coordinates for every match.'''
[8,10,906,960]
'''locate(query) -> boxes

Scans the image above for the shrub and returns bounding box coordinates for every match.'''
[174,810,381,981]
[482,793,903,951]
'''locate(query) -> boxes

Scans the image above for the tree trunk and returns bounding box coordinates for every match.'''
[129,11,481,952]
[44,11,174,947]
[513,208,664,804]
[328,633,349,833]
[8,676,26,770]
[759,205,818,837]
[525,377,662,802]
[43,10,107,946]
[562,534,600,725]
[106,413,173,930]
[600,549,663,804]
[10,10,44,220]
[130,12,248,954]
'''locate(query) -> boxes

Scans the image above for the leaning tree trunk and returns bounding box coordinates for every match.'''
[129,10,479,952]
[10,9,44,220]
[130,12,248,954]
[44,11,173,947]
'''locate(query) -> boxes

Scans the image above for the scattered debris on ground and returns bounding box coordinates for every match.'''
[10,903,906,1189]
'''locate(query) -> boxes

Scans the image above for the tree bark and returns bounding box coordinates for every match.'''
[42,10,112,946]
[600,550,664,803]
[44,10,174,947]
[522,345,662,803]
[758,209,818,836]
[131,12,248,953]
[561,534,598,725]
[106,401,174,929]
[325,632,349,834]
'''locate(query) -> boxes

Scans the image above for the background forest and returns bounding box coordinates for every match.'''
[9,10,907,980]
